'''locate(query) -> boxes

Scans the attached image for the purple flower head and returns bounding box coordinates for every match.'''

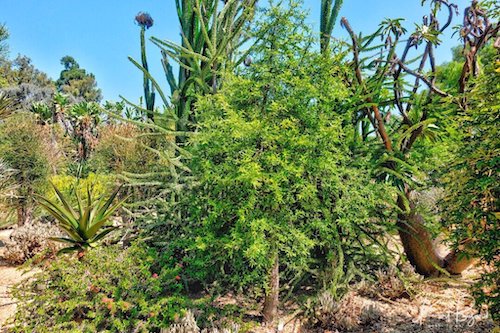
[135,12,154,29]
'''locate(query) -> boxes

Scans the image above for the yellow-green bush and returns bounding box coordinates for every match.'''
[46,173,116,206]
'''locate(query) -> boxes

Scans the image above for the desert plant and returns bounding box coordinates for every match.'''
[135,12,155,119]
[0,112,55,226]
[441,44,500,321]
[136,0,258,132]
[304,290,381,330]
[320,0,344,52]
[340,0,498,276]
[68,101,101,161]
[36,183,126,254]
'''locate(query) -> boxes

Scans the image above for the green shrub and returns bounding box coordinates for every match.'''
[46,173,116,207]
[167,2,393,307]
[441,45,500,322]
[89,123,158,175]
[0,112,57,225]
[10,243,187,332]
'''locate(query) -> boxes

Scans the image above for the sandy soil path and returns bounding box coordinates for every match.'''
[0,229,36,331]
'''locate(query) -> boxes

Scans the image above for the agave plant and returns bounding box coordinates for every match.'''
[37,183,127,254]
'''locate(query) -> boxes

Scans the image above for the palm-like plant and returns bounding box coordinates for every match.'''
[37,184,127,254]
[68,102,101,161]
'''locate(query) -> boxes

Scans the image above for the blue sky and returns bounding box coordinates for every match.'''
[1,0,468,102]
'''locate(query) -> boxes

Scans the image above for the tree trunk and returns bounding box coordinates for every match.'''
[263,254,279,324]
[443,248,477,275]
[397,191,474,277]
[17,204,32,227]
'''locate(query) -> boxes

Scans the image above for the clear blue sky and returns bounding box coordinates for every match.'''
[1,0,468,102]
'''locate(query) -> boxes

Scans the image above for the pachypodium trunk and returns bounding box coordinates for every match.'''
[339,0,497,278]
[397,190,477,277]
[397,194,443,276]
[263,254,279,323]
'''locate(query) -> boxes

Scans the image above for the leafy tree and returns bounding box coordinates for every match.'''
[14,55,52,86]
[185,2,391,323]
[339,0,498,276]
[0,55,55,117]
[441,44,499,321]
[56,56,102,102]
[0,55,53,88]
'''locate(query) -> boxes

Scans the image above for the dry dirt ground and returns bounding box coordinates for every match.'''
[243,268,496,333]
[0,229,37,331]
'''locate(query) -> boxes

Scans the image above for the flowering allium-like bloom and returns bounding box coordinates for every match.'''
[135,12,154,29]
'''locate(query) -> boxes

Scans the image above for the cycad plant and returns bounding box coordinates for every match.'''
[37,184,126,254]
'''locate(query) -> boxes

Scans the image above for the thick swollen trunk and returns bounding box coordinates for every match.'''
[397,206,443,276]
[263,254,279,324]
[397,193,475,277]
[17,204,33,227]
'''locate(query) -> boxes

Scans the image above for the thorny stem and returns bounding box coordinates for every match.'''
[341,17,393,152]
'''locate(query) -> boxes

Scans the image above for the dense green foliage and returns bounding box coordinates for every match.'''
[442,45,500,321]
[181,4,392,296]
[11,244,186,332]
[56,56,102,103]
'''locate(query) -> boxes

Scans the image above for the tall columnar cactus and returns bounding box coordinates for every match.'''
[320,0,344,53]
[135,12,155,120]
[130,0,258,134]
